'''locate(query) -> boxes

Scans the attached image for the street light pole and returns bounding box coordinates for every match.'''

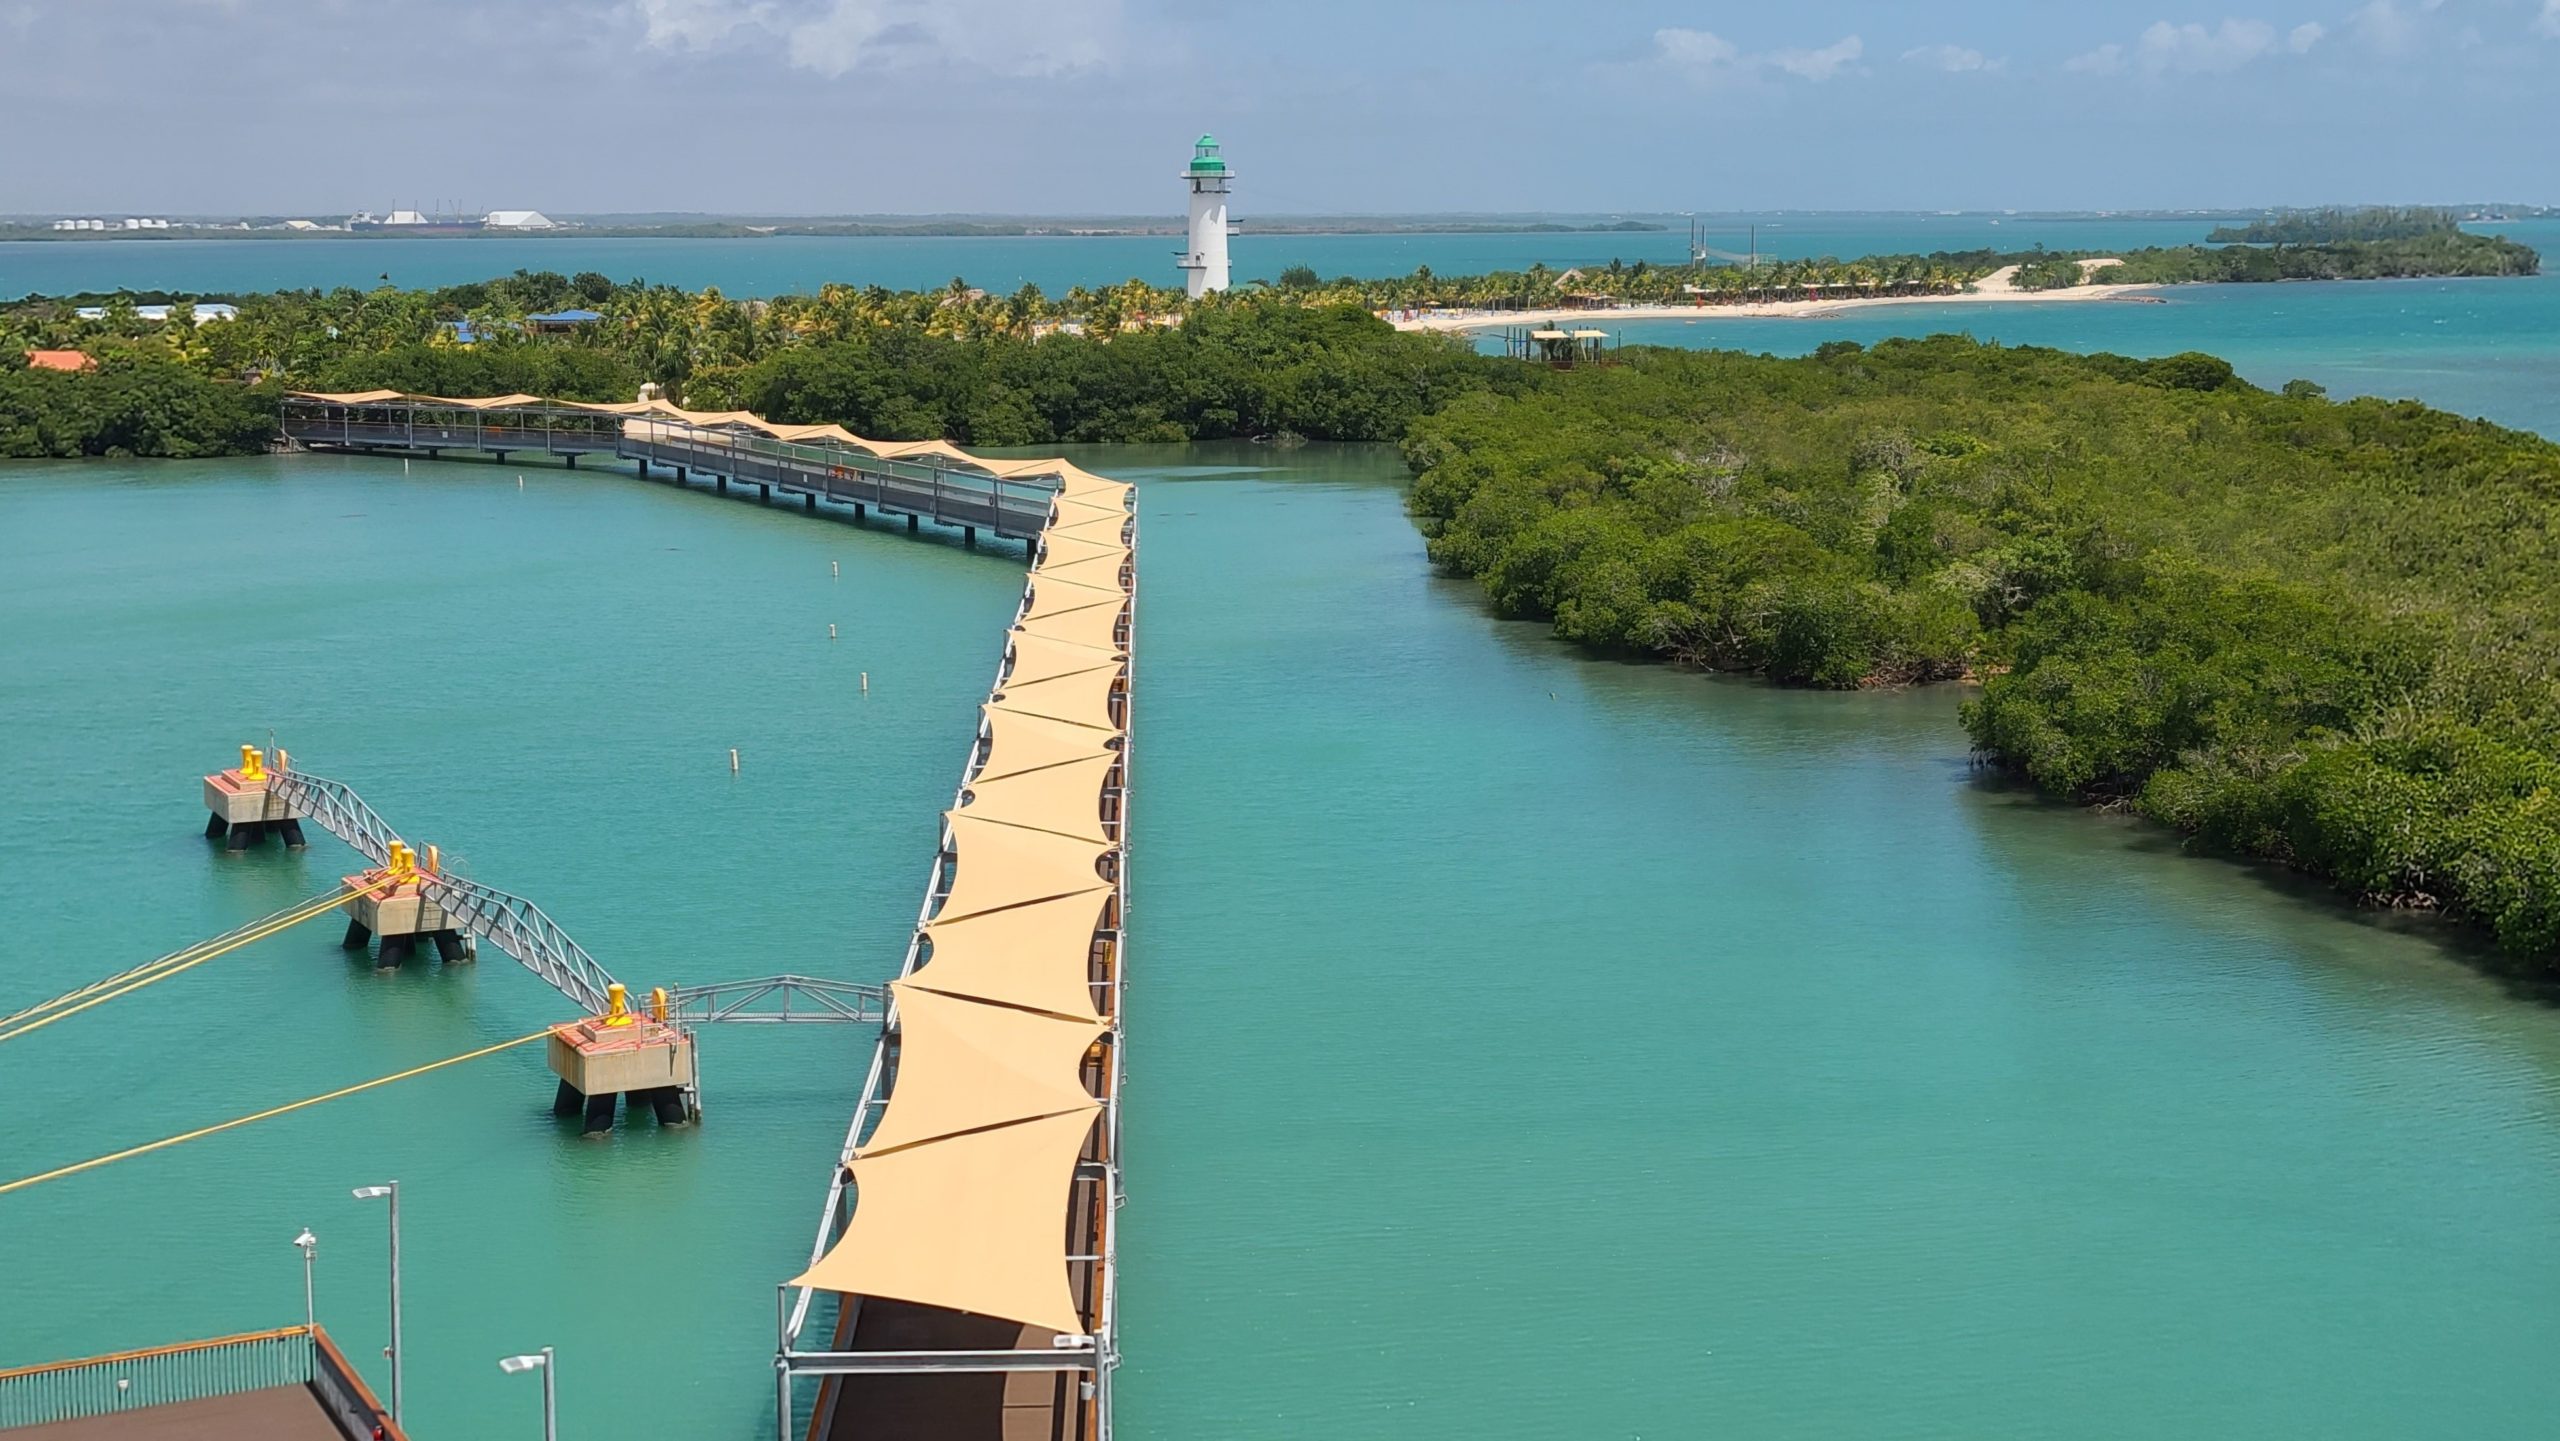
[292,1229,318,1334]
[353,1182,402,1422]
[498,1347,556,1441]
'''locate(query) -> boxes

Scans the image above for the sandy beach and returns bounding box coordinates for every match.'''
[1390,260,2158,333]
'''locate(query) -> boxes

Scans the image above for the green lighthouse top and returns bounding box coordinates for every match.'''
[1185,134,1227,176]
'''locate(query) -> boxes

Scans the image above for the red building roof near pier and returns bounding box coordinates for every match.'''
[26,349,96,372]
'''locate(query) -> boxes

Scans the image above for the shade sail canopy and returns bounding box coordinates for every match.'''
[992,665,1121,731]
[1036,534,1128,570]
[978,705,1118,782]
[294,389,404,404]
[1032,554,1129,595]
[960,753,1116,843]
[791,1106,1101,1334]
[937,814,1113,922]
[1046,514,1132,548]
[1052,492,1130,521]
[1004,633,1123,686]
[1013,600,1126,655]
[858,982,1104,1156]
[1022,578,1124,622]
[909,888,1112,1023]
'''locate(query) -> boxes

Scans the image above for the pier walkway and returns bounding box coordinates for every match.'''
[282,393,1062,545]
[279,392,1135,1441]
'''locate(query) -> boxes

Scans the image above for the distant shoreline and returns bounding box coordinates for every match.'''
[1391,262,2164,333]
[0,221,1673,244]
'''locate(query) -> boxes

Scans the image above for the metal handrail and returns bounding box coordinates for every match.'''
[666,975,887,1024]
[264,766,622,1016]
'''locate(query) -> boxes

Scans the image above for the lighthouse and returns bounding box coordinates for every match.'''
[1176,134,1233,299]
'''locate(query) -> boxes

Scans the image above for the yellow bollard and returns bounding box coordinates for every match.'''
[603,982,635,1027]
[386,841,416,881]
[238,745,266,783]
[649,987,670,1024]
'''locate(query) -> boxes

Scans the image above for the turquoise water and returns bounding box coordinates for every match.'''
[0,215,2259,300]
[1593,272,2560,435]
[8,444,2560,1439]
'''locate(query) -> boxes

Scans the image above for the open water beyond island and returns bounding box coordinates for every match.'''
[4,443,2558,1439]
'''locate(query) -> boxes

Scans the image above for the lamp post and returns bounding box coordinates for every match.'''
[291,1229,318,1333]
[352,1182,401,1422]
[498,1347,556,1441]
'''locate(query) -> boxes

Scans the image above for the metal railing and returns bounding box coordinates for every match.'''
[666,975,887,1025]
[0,1326,401,1439]
[278,397,1064,541]
[265,765,623,1016]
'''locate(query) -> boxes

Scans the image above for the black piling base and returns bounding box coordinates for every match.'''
[376,933,416,970]
[341,918,372,951]
[582,1090,619,1135]
[553,1078,585,1117]
[432,929,469,963]
[639,1086,691,1126]
[277,818,307,849]
[565,454,579,470]
[225,820,265,851]
[205,812,228,839]
[802,492,816,512]
[905,513,919,533]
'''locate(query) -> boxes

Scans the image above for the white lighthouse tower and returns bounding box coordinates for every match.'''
[1176,134,1233,299]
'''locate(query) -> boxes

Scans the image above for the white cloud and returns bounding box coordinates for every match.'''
[626,0,1120,77]
[2135,18,2278,71]
[1771,35,1864,80]
[1901,43,2001,72]
[2536,0,2560,39]
[2349,0,2447,54]
[1650,28,1864,84]
[2064,41,2126,73]
[2063,15,2345,75]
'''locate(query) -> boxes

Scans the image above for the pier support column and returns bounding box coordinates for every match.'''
[964,525,977,549]
[342,918,373,951]
[676,465,689,485]
[802,493,816,512]
[906,514,919,534]
[756,482,771,503]
[636,459,650,479]
[204,746,304,854]
[565,454,579,470]
[548,993,699,1135]
[432,930,470,963]
[715,474,728,494]
[853,503,865,524]
[493,451,509,465]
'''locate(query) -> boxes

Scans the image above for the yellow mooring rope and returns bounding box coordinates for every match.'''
[0,877,396,1047]
[0,1029,553,1197]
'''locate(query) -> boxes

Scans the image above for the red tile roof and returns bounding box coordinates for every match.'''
[26,349,96,372]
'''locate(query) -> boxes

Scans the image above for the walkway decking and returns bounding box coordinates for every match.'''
[278,392,1134,1441]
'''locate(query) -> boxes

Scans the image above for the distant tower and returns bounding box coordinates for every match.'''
[1177,134,1233,299]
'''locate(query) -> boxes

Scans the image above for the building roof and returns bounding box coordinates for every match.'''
[485,209,555,228]
[26,350,95,372]
[526,308,602,324]
[1185,133,1227,175]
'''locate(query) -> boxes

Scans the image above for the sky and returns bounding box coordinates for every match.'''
[3,0,2556,215]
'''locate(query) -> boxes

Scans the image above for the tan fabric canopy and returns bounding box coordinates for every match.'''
[1013,600,1126,655]
[294,389,405,404]
[1004,633,1123,686]
[938,814,1112,922]
[791,1107,1100,1334]
[978,704,1117,782]
[858,982,1104,1157]
[1022,578,1123,622]
[990,667,1123,732]
[1036,534,1128,570]
[960,753,1116,843]
[1032,554,1129,595]
[909,888,1112,1023]
[1046,514,1132,548]
[1053,493,1130,522]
